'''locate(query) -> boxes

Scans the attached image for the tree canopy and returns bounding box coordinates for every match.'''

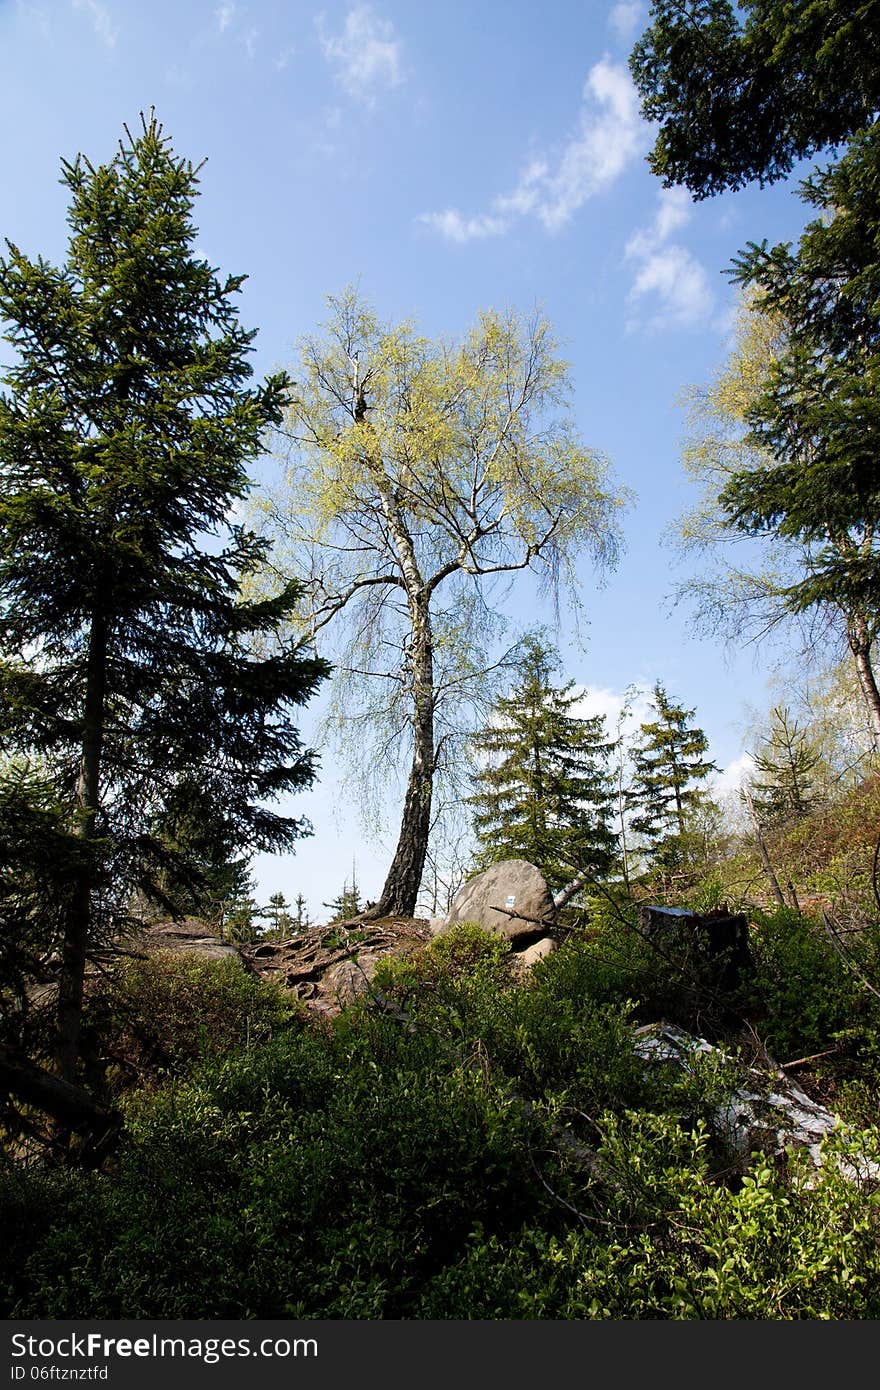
[749,705,821,826]
[676,283,880,741]
[630,0,880,197]
[715,128,880,737]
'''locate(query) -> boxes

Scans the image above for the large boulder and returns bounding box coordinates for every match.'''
[442,860,555,944]
[513,936,557,971]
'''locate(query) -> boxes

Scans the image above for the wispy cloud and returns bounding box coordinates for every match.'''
[712,751,754,802]
[275,44,295,70]
[72,0,116,48]
[15,2,53,41]
[422,210,509,245]
[213,5,260,61]
[421,58,648,243]
[608,1,645,44]
[317,4,403,106]
[625,185,691,257]
[625,187,714,330]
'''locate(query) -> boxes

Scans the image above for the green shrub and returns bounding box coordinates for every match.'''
[747,908,871,1059]
[4,920,880,1319]
[84,951,304,1091]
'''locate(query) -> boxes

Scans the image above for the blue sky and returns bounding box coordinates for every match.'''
[1,0,816,915]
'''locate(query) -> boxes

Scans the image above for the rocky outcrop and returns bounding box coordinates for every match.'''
[240,917,431,1013]
[440,860,555,944]
[138,917,241,962]
[129,914,431,1015]
[513,937,557,971]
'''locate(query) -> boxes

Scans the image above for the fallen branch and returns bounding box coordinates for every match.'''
[779,1047,841,1072]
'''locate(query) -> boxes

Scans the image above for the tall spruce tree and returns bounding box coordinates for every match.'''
[0,115,328,1083]
[626,683,717,872]
[719,127,880,740]
[470,640,617,892]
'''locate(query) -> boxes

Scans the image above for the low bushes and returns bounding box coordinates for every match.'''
[3,925,880,1318]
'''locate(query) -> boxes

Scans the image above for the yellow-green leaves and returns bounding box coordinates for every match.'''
[275,291,626,588]
[262,292,629,880]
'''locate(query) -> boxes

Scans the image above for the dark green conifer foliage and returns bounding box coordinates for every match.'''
[325,878,363,922]
[750,705,820,826]
[0,771,83,1052]
[627,683,717,870]
[630,0,880,198]
[292,893,311,933]
[722,126,880,583]
[470,640,617,892]
[265,892,291,933]
[0,115,328,1081]
[717,128,880,741]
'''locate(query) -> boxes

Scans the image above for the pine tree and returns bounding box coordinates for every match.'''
[0,115,328,1082]
[263,891,295,940]
[292,893,311,934]
[0,770,82,1052]
[626,683,717,873]
[214,861,261,943]
[325,878,363,922]
[749,705,820,826]
[469,640,617,893]
[221,866,262,945]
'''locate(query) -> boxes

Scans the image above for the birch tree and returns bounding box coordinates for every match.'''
[268,292,628,916]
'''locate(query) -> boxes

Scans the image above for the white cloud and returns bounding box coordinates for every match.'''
[275,44,295,70]
[213,4,259,59]
[628,245,714,328]
[711,751,755,801]
[625,185,691,258]
[625,187,714,330]
[571,682,656,735]
[318,4,403,106]
[16,2,53,40]
[608,2,644,44]
[421,58,648,243]
[72,0,116,48]
[418,209,509,244]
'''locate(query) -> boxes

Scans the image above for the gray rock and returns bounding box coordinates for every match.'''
[442,859,554,943]
[140,919,241,962]
[634,1022,880,1185]
[323,958,372,1007]
[513,936,557,970]
[240,918,431,1015]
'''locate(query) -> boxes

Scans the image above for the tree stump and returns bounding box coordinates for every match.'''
[639,904,753,1028]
